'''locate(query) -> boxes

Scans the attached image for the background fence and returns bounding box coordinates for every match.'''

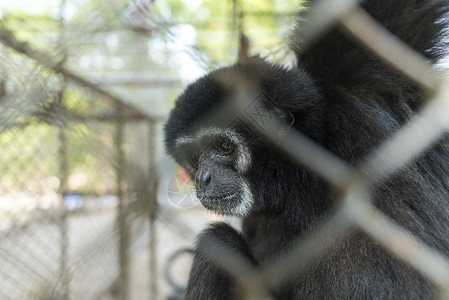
[1,0,449,299]
[0,0,295,299]
[0,26,160,299]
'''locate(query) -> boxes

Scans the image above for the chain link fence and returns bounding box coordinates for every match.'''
[175,0,449,299]
[2,0,449,299]
[0,11,160,298]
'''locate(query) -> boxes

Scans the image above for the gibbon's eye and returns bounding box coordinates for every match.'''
[215,142,234,156]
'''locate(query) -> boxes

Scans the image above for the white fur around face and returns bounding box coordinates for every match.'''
[175,126,254,216]
[234,179,254,217]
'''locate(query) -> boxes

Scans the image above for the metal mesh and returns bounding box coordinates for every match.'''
[0,6,159,298]
[178,1,449,299]
[1,0,449,299]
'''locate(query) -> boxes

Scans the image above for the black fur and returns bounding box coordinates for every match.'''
[164,0,449,298]
[185,223,259,299]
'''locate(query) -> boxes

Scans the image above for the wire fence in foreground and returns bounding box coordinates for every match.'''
[187,0,449,299]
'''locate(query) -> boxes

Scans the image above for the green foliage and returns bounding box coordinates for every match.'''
[0,10,59,46]
[0,123,58,193]
[164,0,298,62]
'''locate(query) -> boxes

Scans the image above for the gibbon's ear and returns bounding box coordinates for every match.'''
[260,68,324,140]
[281,111,296,137]
[267,105,296,138]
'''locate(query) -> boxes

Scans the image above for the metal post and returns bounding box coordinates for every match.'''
[116,102,129,300]
[148,121,158,300]
[229,0,240,57]
[57,1,69,297]
[58,125,69,300]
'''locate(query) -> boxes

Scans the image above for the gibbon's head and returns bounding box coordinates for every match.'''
[164,58,322,216]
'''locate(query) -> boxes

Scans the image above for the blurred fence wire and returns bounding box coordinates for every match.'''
[188,0,449,299]
[2,0,449,299]
[0,2,160,298]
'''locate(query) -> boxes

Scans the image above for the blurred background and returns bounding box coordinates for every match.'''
[0,0,297,299]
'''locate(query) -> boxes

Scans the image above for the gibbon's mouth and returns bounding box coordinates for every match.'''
[199,191,239,202]
[197,191,240,208]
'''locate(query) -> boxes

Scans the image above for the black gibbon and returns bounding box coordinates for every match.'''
[164,0,449,298]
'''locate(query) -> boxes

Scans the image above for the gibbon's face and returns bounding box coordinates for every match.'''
[165,58,321,216]
[175,127,254,217]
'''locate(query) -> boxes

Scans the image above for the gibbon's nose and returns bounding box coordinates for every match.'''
[197,169,211,189]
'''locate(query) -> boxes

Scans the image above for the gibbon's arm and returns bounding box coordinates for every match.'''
[185,223,262,300]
